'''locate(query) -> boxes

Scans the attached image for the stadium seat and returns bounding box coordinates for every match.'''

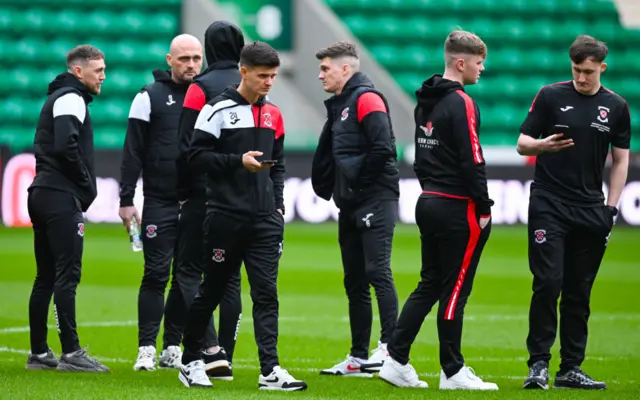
[0,0,180,152]
[326,0,640,150]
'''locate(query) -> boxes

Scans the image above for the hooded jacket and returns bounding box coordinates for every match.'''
[311,72,399,210]
[176,20,244,201]
[413,74,493,215]
[119,69,190,207]
[29,72,97,211]
[188,86,285,219]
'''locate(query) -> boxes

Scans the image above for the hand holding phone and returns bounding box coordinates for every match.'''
[260,160,277,165]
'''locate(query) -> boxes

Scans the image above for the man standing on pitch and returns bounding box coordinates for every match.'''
[178,41,307,391]
[174,20,245,379]
[379,31,497,390]
[312,41,400,377]
[118,34,205,372]
[26,45,109,372]
[518,35,630,391]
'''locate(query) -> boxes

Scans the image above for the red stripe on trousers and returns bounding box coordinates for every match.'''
[444,200,482,320]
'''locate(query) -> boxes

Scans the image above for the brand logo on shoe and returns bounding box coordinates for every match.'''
[346,364,361,371]
[266,376,279,383]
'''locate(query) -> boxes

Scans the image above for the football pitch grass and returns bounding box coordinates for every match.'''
[0,222,638,399]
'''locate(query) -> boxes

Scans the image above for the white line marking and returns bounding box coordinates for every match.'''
[0,320,137,334]
[2,312,638,335]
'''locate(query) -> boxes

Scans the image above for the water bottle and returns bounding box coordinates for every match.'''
[129,217,143,252]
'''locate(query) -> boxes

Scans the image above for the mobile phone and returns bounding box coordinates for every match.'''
[260,159,278,164]
[551,124,572,140]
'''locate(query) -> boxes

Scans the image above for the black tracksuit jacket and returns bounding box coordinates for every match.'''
[413,75,494,215]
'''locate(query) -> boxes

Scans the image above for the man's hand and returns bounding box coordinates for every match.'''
[242,151,272,173]
[479,215,491,229]
[119,206,140,233]
[539,133,574,153]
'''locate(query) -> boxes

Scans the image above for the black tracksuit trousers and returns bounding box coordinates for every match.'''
[526,193,613,373]
[182,210,284,376]
[163,197,242,361]
[338,199,399,360]
[27,187,85,355]
[388,196,491,378]
[137,198,181,349]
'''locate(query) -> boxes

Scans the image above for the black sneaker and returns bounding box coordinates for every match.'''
[202,348,232,380]
[26,349,59,370]
[523,360,549,389]
[553,367,607,390]
[57,347,110,372]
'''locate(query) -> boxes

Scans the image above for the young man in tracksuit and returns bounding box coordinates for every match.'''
[118,34,205,372]
[26,45,109,373]
[518,35,630,391]
[173,21,244,378]
[311,41,400,377]
[178,41,307,391]
[379,31,497,390]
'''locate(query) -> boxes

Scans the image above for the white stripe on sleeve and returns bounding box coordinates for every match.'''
[128,91,151,122]
[52,93,86,123]
[194,104,222,139]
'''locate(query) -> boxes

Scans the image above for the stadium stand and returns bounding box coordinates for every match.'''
[0,0,181,151]
[325,0,640,150]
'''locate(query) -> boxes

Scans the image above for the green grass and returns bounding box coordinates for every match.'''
[0,222,638,399]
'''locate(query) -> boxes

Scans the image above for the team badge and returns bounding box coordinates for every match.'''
[534,229,546,244]
[146,224,158,239]
[77,223,84,237]
[341,107,349,121]
[597,106,609,124]
[263,112,272,127]
[212,249,225,262]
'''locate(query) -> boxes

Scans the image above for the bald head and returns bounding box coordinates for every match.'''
[167,34,203,84]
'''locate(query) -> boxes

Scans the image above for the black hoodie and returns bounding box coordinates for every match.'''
[413,74,493,215]
[119,69,190,207]
[176,20,245,201]
[29,72,97,211]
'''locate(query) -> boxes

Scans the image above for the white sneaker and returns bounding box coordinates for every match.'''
[379,357,428,388]
[259,366,308,391]
[178,360,213,388]
[158,346,182,369]
[133,346,156,371]
[439,366,499,390]
[319,355,372,378]
[360,341,389,373]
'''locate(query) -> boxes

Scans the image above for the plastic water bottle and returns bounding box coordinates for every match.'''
[129,218,143,252]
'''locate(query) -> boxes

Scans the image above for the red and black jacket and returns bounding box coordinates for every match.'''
[413,75,493,215]
[188,87,285,219]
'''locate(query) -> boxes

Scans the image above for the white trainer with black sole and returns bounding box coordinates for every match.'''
[158,346,182,369]
[319,355,372,378]
[178,360,213,388]
[360,341,389,373]
[259,366,308,391]
[133,346,156,371]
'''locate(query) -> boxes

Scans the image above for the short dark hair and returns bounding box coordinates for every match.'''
[315,41,359,60]
[569,35,608,63]
[240,41,280,68]
[444,30,486,58]
[66,45,104,69]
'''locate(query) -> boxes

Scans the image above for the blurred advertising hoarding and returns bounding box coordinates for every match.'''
[2,148,640,227]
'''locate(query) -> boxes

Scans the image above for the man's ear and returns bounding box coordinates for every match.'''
[71,64,83,79]
[600,62,607,74]
[240,65,248,79]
